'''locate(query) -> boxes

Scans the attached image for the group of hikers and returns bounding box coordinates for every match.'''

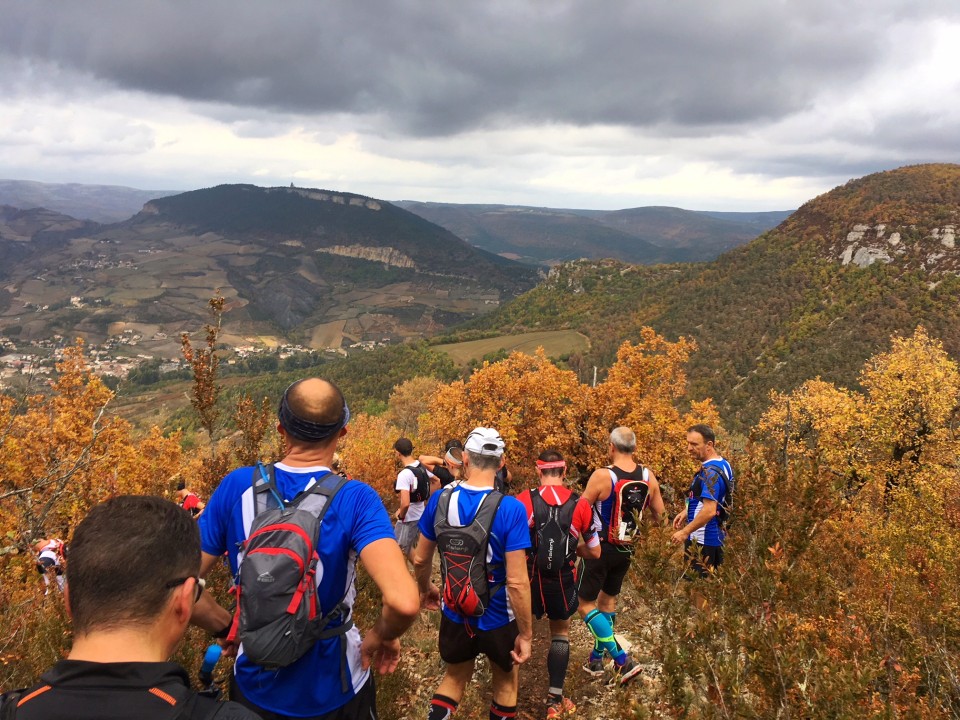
[5,376,732,720]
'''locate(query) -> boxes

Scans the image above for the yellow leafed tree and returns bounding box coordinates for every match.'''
[584,329,721,493]
[421,348,586,488]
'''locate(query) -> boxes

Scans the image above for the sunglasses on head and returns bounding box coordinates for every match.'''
[165,576,205,603]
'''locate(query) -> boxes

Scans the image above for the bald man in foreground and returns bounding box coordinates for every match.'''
[192,378,419,720]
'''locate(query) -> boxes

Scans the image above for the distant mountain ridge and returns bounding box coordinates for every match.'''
[459,164,960,428]
[395,201,792,264]
[0,179,178,223]
[0,184,537,355]
[0,179,791,265]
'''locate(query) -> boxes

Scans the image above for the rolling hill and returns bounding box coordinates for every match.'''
[395,201,791,265]
[0,185,537,355]
[458,164,960,428]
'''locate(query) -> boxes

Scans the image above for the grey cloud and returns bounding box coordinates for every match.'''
[5,0,956,137]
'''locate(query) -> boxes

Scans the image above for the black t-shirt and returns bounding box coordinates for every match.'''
[432,465,457,488]
[5,660,258,720]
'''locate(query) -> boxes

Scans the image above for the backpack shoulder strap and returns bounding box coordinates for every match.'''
[251,462,283,515]
[434,487,455,528]
[474,490,504,532]
[290,470,349,524]
[405,464,427,480]
[701,463,729,491]
[529,487,545,511]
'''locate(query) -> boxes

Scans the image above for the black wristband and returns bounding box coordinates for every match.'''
[212,622,231,639]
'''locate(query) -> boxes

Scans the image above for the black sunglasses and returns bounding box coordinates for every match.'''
[165,576,204,603]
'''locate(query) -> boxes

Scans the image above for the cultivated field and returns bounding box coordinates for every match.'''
[434,330,589,363]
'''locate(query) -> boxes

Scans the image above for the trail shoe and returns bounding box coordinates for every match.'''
[608,657,644,687]
[545,696,576,718]
[582,656,605,677]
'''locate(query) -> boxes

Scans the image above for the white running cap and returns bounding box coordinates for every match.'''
[464,427,505,457]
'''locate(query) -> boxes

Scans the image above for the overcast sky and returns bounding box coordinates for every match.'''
[2,1,959,210]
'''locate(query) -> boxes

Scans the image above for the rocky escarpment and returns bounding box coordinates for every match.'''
[314,244,416,269]
[835,222,958,273]
[272,187,382,210]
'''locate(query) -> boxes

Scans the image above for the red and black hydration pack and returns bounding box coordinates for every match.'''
[603,465,651,546]
[529,489,578,575]
[434,488,504,619]
[229,463,353,687]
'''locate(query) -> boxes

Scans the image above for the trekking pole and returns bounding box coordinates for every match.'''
[198,644,223,698]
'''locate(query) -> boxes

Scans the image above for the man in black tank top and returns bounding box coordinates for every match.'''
[576,427,664,687]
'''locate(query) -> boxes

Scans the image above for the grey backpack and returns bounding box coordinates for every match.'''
[229,463,353,683]
[435,488,504,618]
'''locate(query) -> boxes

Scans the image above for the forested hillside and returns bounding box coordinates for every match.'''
[460,164,960,428]
[397,200,790,265]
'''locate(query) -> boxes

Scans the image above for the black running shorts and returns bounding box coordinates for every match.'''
[577,542,633,602]
[684,540,723,578]
[531,570,579,620]
[438,615,519,673]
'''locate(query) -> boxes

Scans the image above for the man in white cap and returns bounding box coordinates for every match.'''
[413,427,533,720]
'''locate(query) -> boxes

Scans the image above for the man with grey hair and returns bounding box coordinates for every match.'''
[576,426,665,686]
[414,427,532,720]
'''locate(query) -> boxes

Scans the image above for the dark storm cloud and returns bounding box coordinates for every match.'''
[5,0,956,137]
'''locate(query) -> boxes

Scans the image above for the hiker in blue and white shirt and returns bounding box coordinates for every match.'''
[193,378,419,720]
[672,423,733,577]
[414,427,532,720]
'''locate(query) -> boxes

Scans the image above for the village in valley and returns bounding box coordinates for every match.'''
[0,330,367,388]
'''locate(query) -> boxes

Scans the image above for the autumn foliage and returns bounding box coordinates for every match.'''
[1,322,959,716]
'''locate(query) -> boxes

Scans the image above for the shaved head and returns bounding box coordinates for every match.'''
[277,377,350,449]
[286,378,345,425]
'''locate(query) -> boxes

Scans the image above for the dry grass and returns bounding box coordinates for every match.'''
[434,331,590,364]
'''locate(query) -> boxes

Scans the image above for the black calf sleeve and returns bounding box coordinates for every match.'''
[547,635,570,699]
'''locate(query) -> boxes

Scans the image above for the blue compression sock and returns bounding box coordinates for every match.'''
[584,609,626,663]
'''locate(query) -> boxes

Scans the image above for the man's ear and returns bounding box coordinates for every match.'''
[339,426,348,439]
[174,580,196,625]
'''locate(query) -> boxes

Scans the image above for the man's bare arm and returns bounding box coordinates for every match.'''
[581,468,612,506]
[418,454,444,471]
[671,499,718,543]
[577,537,601,560]
[412,536,440,609]
[360,537,420,638]
[358,537,420,674]
[504,548,532,663]
[646,471,665,524]
[397,489,411,521]
[190,551,232,634]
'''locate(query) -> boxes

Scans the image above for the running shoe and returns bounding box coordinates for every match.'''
[582,657,606,677]
[545,696,576,718]
[607,657,644,687]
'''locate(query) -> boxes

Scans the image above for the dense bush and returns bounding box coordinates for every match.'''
[2,325,958,717]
